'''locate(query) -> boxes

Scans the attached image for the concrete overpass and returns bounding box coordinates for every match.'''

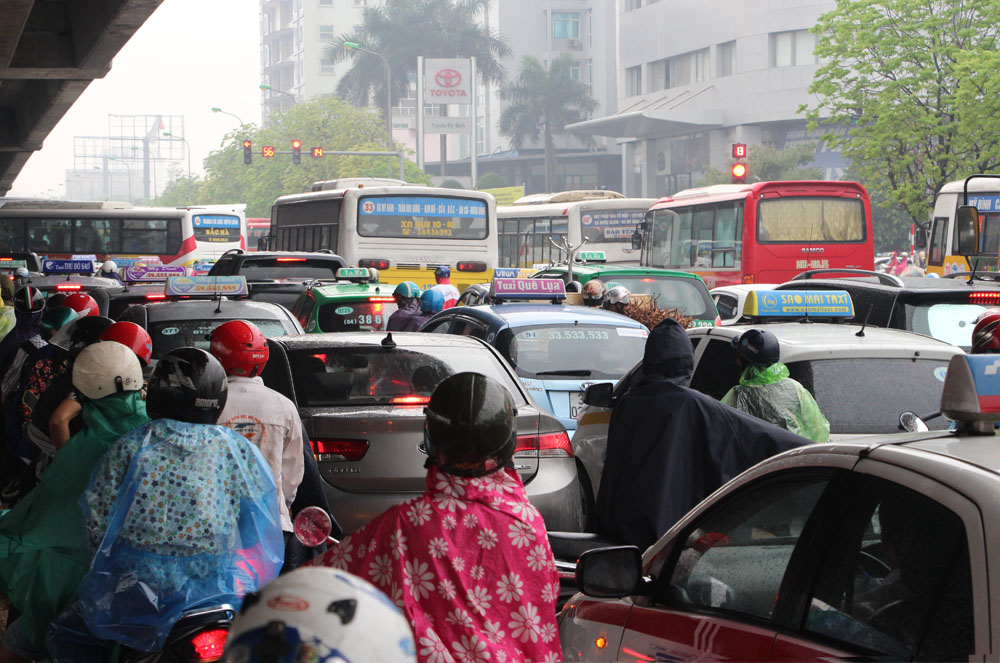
[0,0,165,196]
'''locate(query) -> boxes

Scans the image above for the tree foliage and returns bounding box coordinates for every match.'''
[498,54,598,192]
[696,143,822,187]
[475,172,507,189]
[151,97,430,217]
[804,0,1000,225]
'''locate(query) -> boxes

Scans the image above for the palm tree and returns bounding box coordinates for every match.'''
[326,0,509,111]
[498,54,598,192]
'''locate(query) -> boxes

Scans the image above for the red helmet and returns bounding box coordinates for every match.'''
[100,321,153,365]
[61,292,99,318]
[972,310,1000,354]
[209,320,269,377]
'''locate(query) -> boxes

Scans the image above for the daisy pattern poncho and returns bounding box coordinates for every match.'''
[312,466,561,663]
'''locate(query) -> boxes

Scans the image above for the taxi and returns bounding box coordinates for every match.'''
[710,283,777,325]
[105,264,189,318]
[419,278,649,438]
[532,251,719,327]
[17,258,122,314]
[559,351,998,661]
[289,267,398,332]
[572,290,964,495]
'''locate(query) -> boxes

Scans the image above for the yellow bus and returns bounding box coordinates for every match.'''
[926,175,1000,276]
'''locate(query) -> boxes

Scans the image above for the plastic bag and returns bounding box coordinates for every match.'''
[721,363,830,443]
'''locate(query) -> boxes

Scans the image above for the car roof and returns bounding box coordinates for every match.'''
[711,284,778,295]
[310,282,394,301]
[271,331,490,349]
[541,264,705,281]
[779,275,1000,293]
[142,298,295,321]
[451,303,648,328]
[224,251,345,261]
[26,275,121,289]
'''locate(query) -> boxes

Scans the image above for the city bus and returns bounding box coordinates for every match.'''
[496,190,656,267]
[268,183,497,290]
[637,180,874,288]
[246,218,270,251]
[926,175,1000,276]
[0,199,246,269]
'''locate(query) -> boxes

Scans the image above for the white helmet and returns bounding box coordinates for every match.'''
[100,260,118,275]
[606,285,631,306]
[72,341,143,400]
[223,567,416,663]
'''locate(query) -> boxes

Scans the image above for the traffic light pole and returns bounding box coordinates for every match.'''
[241,145,406,180]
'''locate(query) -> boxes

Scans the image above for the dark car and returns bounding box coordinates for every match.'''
[208,249,348,309]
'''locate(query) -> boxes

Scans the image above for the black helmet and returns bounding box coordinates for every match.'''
[147,347,228,424]
[423,372,516,478]
[13,285,44,313]
[52,316,115,355]
[732,328,780,367]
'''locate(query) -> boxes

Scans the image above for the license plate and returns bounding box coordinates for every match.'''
[569,391,585,419]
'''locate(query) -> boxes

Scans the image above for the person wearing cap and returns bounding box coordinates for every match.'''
[430,266,460,309]
[722,328,830,443]
[98,260,122,284]
[386,281,423,332]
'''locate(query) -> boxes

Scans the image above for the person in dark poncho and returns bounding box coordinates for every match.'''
[595,318,809,551]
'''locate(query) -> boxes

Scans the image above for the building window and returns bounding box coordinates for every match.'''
[320,52,335,74]
[625,65,642,96]
[553,12,580,39]
[770,30,817,67]
[570,64,580,81]
[625,0,642,10]
[718,40,736,77]
[354,0,366,6]
[649,58,668,92]
[320,25,334,41]
[668,48,710,88]
[319,0,332,5]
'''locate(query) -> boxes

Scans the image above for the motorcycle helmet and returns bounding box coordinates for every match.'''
[99,260,119,278]
[731,328,781,367]
[420,288,444,314]
[606,285,631,306]
[100,321,153,365]
[209,320,270,377]
[434,265,451,280]
[223,567,416,663]
[39,306,78,341]
[13,285,44,313]
[72,341,143,401]
[581,279,606,306]
[972,310,1000,354]
[146,347,228,424]
[45,292,68,309]
[566,280,583,294]
[51,316,115,354]
[423,372,516,478]
[61,292,100,318]
[13,267,30,289]
[367,267,380,283]
[392,281,421,300]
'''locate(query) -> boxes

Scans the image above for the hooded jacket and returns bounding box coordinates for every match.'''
[386,297,424,332]
[721,362,830,442]
[595,318,809,550]
[0,306,42,375]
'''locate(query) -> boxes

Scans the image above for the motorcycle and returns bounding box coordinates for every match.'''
[116,605,234,663]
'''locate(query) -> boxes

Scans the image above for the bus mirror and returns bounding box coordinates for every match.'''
[914,227,927,250]
[257,235,269,252]
[956,206,980,256]
[631,224,644,251]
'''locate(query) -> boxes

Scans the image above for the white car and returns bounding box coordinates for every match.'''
[710,283,777,325]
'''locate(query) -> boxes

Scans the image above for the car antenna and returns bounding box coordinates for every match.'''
[214,293,223,313]
[381,332,396,348]
[855,303,873,337]
[968,257,980,286]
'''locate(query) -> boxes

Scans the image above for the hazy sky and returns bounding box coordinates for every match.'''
[8,0,260,197]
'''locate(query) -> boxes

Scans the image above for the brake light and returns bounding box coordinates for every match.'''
[311,438,369,461]
[970,292,1000,306]
[311,353,327,363]
[457,261,487,272]
[640,278,655,283]
[55,284,82,291]
[742,274,755,284]
[391,395,431,405]
[146,294,167,300]
[360,258,390,270]
[190,628,228,661]
[276,257,307,262]
[514,431,573,458]
[369,296,396,303]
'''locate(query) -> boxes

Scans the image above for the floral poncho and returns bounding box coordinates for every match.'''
[312,466,561,663]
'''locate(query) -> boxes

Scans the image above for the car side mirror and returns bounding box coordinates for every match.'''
[631,229,642,251]
[257,235,269,252]
[582,382,614,409]
[914,227,928,250]
[956,206,980,256]
[577,546,643,598]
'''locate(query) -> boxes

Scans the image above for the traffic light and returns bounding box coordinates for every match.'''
[731,162,748,184]
[242,140,252,165]
[732,143,747,159]
[311,147,324,159]
[292,139,302,165]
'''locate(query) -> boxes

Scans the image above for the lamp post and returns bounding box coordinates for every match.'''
[162,131,192,179]
[211,107,245,126]
[344,42,393,157]
[259,83,296,100]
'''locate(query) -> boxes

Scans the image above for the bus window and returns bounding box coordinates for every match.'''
[28,219,72,253]
[928,217,948,266]
[74,218,119,253]
[712,204,742,268]
[980,213,1000,255]
[757,198,864,243]
[0,219,25,251]
[274,198,341,252]
[121,219,179,255]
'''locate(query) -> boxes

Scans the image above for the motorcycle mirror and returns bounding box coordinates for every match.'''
[899,411,929,433]
[294,506,333,547]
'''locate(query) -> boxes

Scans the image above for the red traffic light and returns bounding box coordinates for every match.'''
[242,140,252,149]
[312,147,324,158]
[732,143,747,159]
[262,146,276,158]
[731,162,747,183]
[291,139,302,150]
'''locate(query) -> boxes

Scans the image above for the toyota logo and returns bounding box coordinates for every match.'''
[435,68,462,88]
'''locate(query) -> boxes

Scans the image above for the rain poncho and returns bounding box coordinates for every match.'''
[721,362,830,443]
[0,390,148,649]
[0,306,42,377]
[72,419,283,652]
[312,466,561,663]
[596,318,809,550]
[387,297,424,332]
[0,305,15,342]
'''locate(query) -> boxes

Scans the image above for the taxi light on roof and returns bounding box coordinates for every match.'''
[276,257,307,262]
[55,284,83,291]
[940,354,1000,433]
[577,251,607,263]
[970,292,1000,306]
[336,267,372,281]
[359,258,390,270]
[742,289,854,319]
[390,395,431,405]
[369,296,395,303]
[457,261,487,272]
[164,276,249,298]
[490,278,566,303]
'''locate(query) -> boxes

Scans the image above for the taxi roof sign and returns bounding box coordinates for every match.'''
[0,259,27,270]
[490,277,566,302]
[164,275,248,297]
[41,259,94,275]
[124,265,187,283]
[577,250,607,263]
[940,354,1000,432]
[743,290,854,318]
[493,267,538,279]
[336,267,373,282]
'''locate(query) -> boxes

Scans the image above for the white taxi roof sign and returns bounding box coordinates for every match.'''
[743,290,854,318]
[490,278,566,301]
[336,267,372,282]
[164,275,248,297]
[577,250,607,263]
[940,354,1000,426]
[0,259,27,270]
[124,265,187,283]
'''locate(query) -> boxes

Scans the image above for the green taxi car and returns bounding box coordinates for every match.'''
[290,267,398,333]
[532,252,720,327]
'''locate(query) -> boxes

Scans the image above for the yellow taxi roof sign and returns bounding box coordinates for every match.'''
[743,290,854,318]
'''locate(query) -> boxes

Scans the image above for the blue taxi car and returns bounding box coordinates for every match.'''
[419,278,649,436]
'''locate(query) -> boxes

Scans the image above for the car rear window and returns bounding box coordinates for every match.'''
[317,300,398,332]
[788,358,950,434]
[599,275,713,319]
[287,345,526,407]
[150,318,290,359]
[238,258,342,280]
[907,302,985,349]
[497,324,647,380]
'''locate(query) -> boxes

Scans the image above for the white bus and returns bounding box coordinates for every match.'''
[0,199,246,268]
[268,181,497,290]
[496,191,656,267]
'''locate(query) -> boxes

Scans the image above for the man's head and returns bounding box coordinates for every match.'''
[72,341,144,401]
[434,265,451,284]
[581,279,606,307]
[420,288,444,315]
[393,281,421,307]
[147,347,229,424]
[731,328,780,368]
[209,320,270,377]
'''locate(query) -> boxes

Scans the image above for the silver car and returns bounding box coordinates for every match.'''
[260,332,585,534]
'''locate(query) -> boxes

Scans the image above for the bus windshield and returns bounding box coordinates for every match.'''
[648,202,743,270]
[757,198,865,243]
[357,195,488,240]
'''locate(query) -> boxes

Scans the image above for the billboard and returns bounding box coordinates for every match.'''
[423,58,472,104]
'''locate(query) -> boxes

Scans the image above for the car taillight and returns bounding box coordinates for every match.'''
[276,257,307,262]
[360,258,390,270]
[146,294,167,300]
[456,261,487,272]
[514,431,573,458]
[312,438,369,461]
[970,292,1000,306]
[190,628,228,661]
[742,274,756,284]
[56,284,82,291]
[369,296,395,302]
[391,395,431,405]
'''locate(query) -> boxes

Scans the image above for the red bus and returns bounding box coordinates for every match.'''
[247,217,269,251]
[637,180,874,288]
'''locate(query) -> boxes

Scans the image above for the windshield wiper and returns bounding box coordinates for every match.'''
[535,369,592,377]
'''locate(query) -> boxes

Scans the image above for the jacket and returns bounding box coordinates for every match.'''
[721,363,830,442]
[387,298,424,332]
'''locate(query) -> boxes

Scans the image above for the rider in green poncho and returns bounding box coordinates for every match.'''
[0,341,148,661]
[721,328,830,443]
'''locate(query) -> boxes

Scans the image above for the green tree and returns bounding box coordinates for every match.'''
[498,54,598,192]
[326,0,509,109]
[475,171,507,189]
[803,0,1000,225]
[696,143,822,186]
[151,164,205,207]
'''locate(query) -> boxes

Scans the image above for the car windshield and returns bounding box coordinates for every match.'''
[907,302,984,349]
[317,300,398,332]
[149,318,290,359]
[238,258,342,280]
[498,324,647,380]
[597,275,713,318]
[788,357,950,434]
[287,345,526,407]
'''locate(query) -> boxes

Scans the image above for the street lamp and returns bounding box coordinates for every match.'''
[259,83,297,100]
[344,41,393,154]
[211,107,245,126]
[162,131,192,179]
